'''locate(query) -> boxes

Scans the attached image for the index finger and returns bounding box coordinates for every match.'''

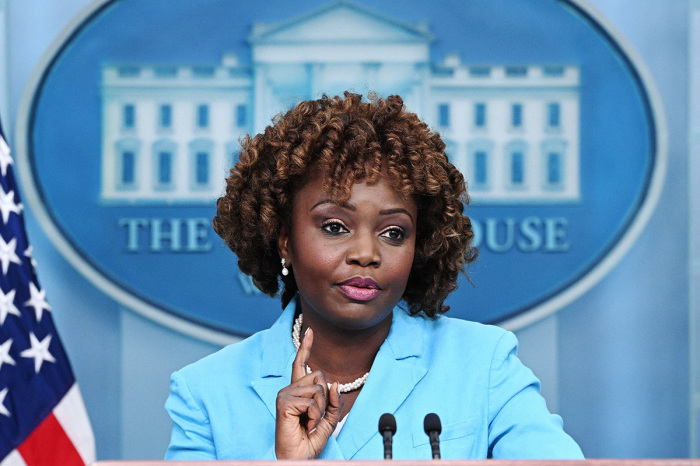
[292,326,313,382]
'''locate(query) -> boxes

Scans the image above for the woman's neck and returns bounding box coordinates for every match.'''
[298,306,392,383]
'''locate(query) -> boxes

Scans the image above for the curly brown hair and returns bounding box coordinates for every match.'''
[213,92,477,317]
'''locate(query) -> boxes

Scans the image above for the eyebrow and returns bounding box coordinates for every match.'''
[310,199,354,211]
[380,208,415,224]
[310,200,414,224]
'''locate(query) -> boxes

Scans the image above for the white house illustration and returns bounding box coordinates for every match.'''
[100,0,580,204]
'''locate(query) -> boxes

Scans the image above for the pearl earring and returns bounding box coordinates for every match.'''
[281,258,289,276]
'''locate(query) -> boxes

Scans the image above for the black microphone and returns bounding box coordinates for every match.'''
[378,413,397,459]
[423,413,442,459]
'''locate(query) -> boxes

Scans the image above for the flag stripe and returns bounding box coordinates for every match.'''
[53,384,94,464]
[0,450,27,466]
[0,117,94,464]
[17,413,84,466]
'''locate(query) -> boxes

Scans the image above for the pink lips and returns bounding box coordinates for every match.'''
[337,277,382,301]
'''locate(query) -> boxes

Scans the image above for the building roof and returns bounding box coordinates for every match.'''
[248,0,433,45]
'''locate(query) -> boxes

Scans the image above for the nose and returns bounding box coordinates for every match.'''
[346,230,381,267]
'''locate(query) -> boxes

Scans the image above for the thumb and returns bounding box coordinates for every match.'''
[308,382,344,452]
[324,381,343,425]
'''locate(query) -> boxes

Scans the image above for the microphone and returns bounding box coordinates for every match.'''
[378,413,397,459]
[423,413,441,460]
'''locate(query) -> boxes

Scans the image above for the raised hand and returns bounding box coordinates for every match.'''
[275,327,344,459]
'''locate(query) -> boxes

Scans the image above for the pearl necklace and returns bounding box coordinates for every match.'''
[291,313,370,393]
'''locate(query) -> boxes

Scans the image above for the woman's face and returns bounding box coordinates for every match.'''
[279,170,417,331]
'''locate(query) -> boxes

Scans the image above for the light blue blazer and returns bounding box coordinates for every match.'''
[165,300,583,460]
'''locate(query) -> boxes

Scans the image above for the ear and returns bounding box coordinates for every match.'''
[277,223,291,265]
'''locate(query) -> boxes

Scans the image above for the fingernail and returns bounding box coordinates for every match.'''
[336,383,341,395]
[304,327,310,336]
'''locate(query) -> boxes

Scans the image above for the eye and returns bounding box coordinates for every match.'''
[321,220,349,236]
[379,227,405,243]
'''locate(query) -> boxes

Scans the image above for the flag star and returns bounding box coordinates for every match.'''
[0,236,21,275]
[25,282,51,322]
[0,288,20,325]
[0,339,15,372]
[24,245,38,268]
[0,387,9,417]
[20,333,55,373]
[0,136,12,177]
[0,188,21,224]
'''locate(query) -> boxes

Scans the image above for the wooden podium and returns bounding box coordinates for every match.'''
[91,460,700,466]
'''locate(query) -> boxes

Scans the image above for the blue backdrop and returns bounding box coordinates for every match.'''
[3,0,691,459]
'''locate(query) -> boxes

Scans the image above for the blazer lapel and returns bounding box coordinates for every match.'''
[249,302,427,460]
[250,302,297,419]
[336,309,428,458]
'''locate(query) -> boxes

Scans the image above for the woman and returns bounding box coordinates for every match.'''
[165,92,583,460]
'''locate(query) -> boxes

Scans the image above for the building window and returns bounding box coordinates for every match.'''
[195,152,209,185]
[475,151,488,185]
[547,152,562,184]
[118,66,140,77]
[154,66,177,78]
[192,66,215,77]
[115,138,140,190]
[474,103,486,128]
[190,138,215,190]
[123,104,135,129]
[547,103,561,128]
[158,151,173,185]
[541,139,567,190]
[505,66,528,77]
[122,151,135,185]
[469,66,491,77]
[152,139,177,189]
[438,104,450,127]
[236,104,247,127]
[160,104,172,128]
[543,66,565,77]
[511,151,525,185]
[512,104,523,128]
[197,104,209,128]
[467,139,493,190]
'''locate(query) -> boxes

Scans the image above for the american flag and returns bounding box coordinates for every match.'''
[0,118,94,465]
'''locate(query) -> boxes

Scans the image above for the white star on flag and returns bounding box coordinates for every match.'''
[0,236,21,275]
[24,245,38,267]
[20,332,55,373]
[0,387,10,417]
[0,113,95,463]
[0,338,15,372]
[0,187,22,224]
[0,135,12,177]
[24,282,52,322]
[0,288,20,325]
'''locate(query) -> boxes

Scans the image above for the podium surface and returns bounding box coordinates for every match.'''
[92,460,700,466]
